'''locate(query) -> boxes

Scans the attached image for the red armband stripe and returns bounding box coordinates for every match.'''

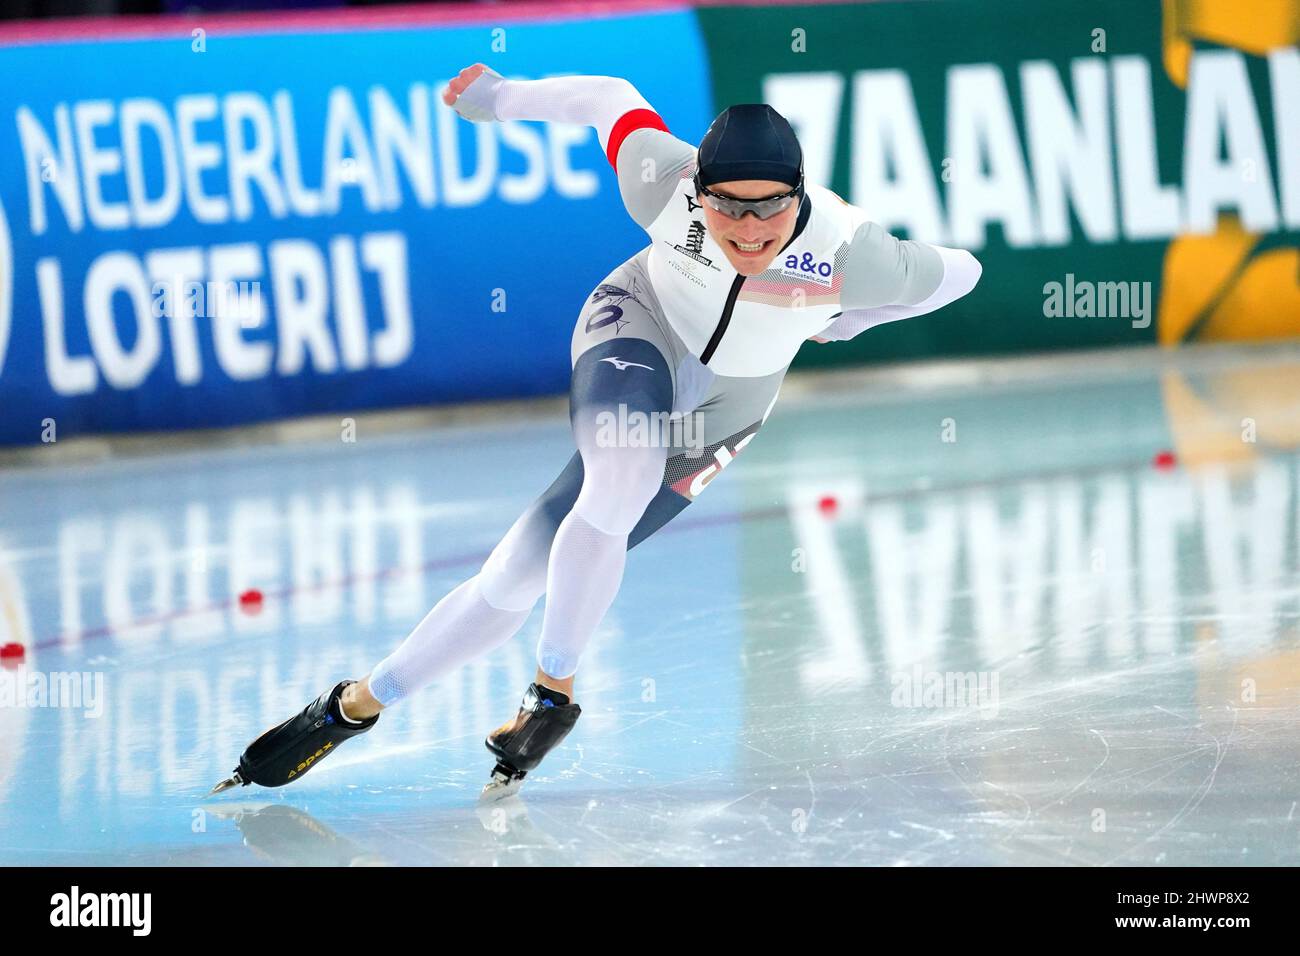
[606,109,670,168]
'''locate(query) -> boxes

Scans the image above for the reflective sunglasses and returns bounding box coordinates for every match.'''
[693,175,803,221]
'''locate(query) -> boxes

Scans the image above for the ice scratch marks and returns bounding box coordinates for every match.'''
[1101,707,1239,866]
[1043,727,1110,811]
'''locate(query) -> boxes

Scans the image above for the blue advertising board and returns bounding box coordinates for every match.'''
[0,7,712,444]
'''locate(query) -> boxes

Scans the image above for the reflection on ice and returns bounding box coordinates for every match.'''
[1,345,1298,865]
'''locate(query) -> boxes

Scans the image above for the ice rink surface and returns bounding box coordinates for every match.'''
[2,342,1298,866]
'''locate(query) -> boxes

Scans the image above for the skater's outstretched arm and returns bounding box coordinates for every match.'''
[442,63,695,228]
[812,221,982,343]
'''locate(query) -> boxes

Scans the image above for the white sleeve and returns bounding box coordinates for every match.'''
[818,245,982,342]
[451,68,656,156]
[615,128,697,228]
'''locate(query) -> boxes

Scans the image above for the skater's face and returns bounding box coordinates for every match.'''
[698,179,801,277]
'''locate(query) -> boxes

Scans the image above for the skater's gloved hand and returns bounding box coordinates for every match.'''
[443,63,505,123]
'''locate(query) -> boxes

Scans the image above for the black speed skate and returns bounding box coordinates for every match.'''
[481,683,581,801]
[209,680,378,794]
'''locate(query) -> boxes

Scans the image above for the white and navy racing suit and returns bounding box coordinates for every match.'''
[367,72,982,699]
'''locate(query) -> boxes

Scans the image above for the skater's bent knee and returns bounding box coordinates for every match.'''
[580,442,665,493]
[477,565,543,613]
[571,445,665,535]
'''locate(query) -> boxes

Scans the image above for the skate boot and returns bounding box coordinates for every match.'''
[209,680,378,794]
[481,683,581,801]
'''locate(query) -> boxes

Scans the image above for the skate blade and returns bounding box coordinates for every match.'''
[479,775,524,803]
[207,772,244,796]
[205,801,274,820]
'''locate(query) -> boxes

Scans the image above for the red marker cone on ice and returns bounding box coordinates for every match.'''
[238,589,264,614]
[1,643,25,669]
